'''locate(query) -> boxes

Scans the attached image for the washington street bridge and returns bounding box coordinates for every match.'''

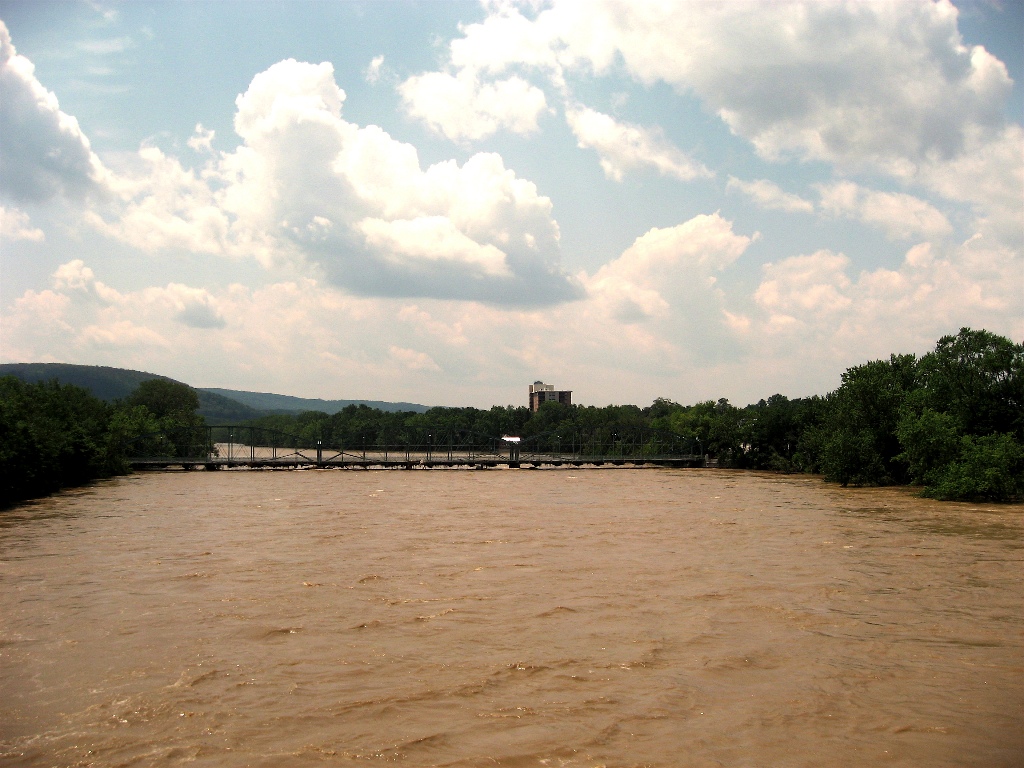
[125,425,712,471]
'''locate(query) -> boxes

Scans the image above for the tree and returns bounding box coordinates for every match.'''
[924,434,1024,502]
[119,380,206,459]
[125,379,201,420]
[896,408,961,486]
[739,395,822,471]
[817,354,918,485]
[914,328,1023,439]
[0,376,117,506]
[668,399,742,463]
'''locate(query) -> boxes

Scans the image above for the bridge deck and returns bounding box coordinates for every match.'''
[128,456,707,470]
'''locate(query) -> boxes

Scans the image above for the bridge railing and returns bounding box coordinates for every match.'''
[515,426,699,461]
[124,424,702,465]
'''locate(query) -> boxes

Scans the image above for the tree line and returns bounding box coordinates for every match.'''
[1,328,1021,506]
[233,328,1024,501]
[0,378,204,506]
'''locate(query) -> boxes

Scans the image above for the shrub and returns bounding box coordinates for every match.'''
[924,434,1024,502]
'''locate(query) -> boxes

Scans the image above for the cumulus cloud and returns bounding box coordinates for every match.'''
[389,345,441,372]
[399,68,548,142]
[0,20,106,202]
[0,206,44,241]
[448,6,562,77]
[915,124,1023,248]
[747,233,1022,371]
[358,216,511,277]
[52,258,121,302]
[417,1,1019,245]
[754,250,853,330]
[1,217,754,403]
[553,2,1009,174]
[161,284,227,329]
[0,261,471,397]
[566,106,712,182]
[582,213,754,362]
[816,181,953,241]
[2,11,1018,407]
[726,177,814,214]
[2,261,230,368]
[86,58,579,305]
[88,144,233,256]
[5,207,1020,408]
[0,37,579,307]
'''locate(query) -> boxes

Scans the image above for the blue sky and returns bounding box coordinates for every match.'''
[1,0,1021,408]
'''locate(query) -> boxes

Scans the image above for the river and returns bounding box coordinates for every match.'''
[1,468,1022,767]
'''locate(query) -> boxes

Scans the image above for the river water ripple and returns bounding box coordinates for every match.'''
[1,469,1022,767]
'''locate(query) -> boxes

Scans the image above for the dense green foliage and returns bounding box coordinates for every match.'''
[0,377,115,504]
[0,377,206,507]
[238,328,1021,502]
[802,329,1023,500]
[2,328,1020,506]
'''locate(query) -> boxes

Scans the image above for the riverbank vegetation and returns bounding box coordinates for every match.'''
[1,328,1020,506]
[0,378,205,507]
[241,328,1023,502]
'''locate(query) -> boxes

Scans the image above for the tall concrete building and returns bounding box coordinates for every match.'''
[529,381,572,412]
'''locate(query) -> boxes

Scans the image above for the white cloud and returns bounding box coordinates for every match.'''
[82,58,578,305]
[747,234,1023,375]
[566,106,712,182]
[75,36,134,55]
[422,1,1019,247]
[53,259,99,292]
[0,206,44,241]
[1,11,1018,408]
[87,145,233,256]
[754,250,853,327]
[365,55,385,84]
[4,205,1020,408]
[187,123,215,153]
[554,2,1008,174]
[582,213,754,363]
[449,6,562,78]
[389,345,441,372]
[399,68,548,142]
[79,318,168,350]
[158,283,227,329]
[726,177,814,214]
[358,216,512,277]
[0,20,106,203]
[0,216,753,402]
[816,181,953,241]
[915,124,1023,249]
[52,258,121,302]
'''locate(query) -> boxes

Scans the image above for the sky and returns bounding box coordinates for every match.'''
[0,0,1021,409]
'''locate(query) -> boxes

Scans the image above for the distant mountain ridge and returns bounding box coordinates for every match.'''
[199,388,429,414]
[1,363,175,401]
[0,363,429,419]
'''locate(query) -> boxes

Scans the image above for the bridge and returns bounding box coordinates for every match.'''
[125,425,710,470]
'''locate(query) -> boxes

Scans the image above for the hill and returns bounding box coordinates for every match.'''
[0,363,262,422]
[0,363,429,420]
[1,363,171,401]
[199,388,429,414]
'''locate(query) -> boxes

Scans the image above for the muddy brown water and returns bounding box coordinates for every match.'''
[1,469,1021,767]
